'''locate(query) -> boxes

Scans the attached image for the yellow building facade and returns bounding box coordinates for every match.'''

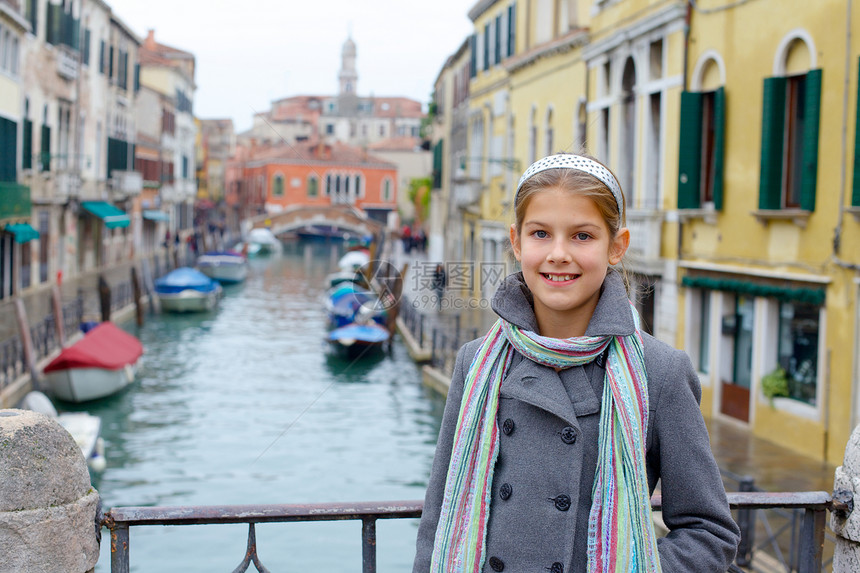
[677,0,860,464]
[454,0,860,463]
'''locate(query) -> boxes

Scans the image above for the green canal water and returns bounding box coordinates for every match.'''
[72,241,445,572]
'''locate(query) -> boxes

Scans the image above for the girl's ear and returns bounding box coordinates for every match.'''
[509,224,522,261]
[609,227,630,266]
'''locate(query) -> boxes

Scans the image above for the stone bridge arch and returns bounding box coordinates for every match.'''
[248,205,385,238]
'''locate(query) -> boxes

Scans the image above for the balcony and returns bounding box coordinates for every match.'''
[452,179,482,210]
[0,182,32,222]
[625,209,663,272]
[110,170,143,197]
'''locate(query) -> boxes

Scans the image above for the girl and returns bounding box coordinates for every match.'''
[413,154,740,572]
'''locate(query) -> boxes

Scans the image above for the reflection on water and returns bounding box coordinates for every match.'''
[78,240,445,572]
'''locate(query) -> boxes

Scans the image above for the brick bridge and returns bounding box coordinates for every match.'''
[247,205,385,238]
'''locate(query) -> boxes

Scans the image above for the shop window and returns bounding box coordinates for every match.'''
[777,301,819,406]
[698,290,711,374]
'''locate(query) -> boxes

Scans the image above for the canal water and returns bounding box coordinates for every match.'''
[71,241,446,572]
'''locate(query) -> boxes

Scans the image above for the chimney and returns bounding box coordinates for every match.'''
[144,29,156,50]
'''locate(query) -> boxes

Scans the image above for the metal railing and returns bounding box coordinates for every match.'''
[100,492,837,573]
[0,336,24,391]
[722,469,837,572]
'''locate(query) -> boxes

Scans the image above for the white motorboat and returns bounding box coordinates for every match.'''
[20,391,106,472]
[155,267,223,313]
[196,250,249,284]
[43,321,143,403]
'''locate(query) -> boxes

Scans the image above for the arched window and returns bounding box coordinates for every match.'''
[354,174,363,199]
[307,175,319,198]
[620,56,637,208]
[759,32,820,212]
[272,173,285,197]
[382,177,393,202]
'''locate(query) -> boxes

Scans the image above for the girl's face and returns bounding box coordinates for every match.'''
[510,187,629,339]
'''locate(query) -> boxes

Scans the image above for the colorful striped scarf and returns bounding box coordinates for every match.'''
[430,303,662,572]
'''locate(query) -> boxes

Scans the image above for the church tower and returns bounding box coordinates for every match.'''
[338,36,358,95]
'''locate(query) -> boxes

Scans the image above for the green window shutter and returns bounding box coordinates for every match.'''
[759,76,787,210]
[854,58,860,205]
[677,91,702,209]
[40,125,50,172]
[800,69,822,212]
[433,139,443,189]
[22,119,32,171]
[712,87,726,210]
[0,117,17,182]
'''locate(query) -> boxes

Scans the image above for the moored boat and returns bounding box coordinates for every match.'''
[43,321,143,403]
[246,228,282,255]
[327,322,390,358]
[20,391,107,472]
[196,250,249,284]
[155,267,223,313]
[324,283,387,328]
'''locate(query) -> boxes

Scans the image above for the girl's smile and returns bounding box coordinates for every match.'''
[510,187,629,338]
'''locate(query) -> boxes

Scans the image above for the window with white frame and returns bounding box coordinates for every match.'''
[382,177,393,202]
[272,173,285,197]
[777,301,820,406]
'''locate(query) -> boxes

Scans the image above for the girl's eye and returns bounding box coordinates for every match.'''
[574,232,591,241]
[533,230,548,239]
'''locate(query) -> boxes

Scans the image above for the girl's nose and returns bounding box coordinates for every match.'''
[546,239,571,264]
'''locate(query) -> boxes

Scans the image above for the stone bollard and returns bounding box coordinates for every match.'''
[0,409,100,573]
[832,424,860,571]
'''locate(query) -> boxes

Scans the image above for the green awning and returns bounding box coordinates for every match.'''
[5,223,40,243]
[142,210,170,222]
[681,276,825,305]
[81,201,130,229]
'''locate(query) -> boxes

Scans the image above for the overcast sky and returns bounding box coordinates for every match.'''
[106,0,475,132]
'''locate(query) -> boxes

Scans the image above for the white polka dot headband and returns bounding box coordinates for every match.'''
[515,154,625,220]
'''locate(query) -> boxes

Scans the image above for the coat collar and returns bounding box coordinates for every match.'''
[491,270,635,338]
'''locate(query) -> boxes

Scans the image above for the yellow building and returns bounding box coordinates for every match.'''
[677,0,860,464]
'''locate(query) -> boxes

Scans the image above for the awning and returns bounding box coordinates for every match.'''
[681,276,825,305]
[142,210,170,222]
[5,223,39,243]
[81,201,130,229]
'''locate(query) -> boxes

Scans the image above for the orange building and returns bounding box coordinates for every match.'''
[230,140,398,224]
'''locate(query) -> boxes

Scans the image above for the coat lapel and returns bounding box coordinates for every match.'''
[500,355,580,427]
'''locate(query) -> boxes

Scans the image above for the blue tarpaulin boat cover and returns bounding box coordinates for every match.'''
[155,267,220,294]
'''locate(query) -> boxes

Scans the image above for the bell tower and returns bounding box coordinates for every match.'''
[338,36,358,95]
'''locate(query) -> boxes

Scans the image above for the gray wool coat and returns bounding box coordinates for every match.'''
[413,272,740,573]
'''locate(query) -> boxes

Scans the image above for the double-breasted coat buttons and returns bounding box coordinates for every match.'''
[499,482,512,500]
[488,556,505,571]
[502,418,515,435]
[550,494,571,511]
[560,426,577,444]
[547,562,564,573]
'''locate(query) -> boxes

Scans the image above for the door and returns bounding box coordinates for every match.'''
[721,295,753,421]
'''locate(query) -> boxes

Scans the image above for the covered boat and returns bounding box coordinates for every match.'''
[196,250,249,284]
[327,322,390,358]
[155,267,223,312]
[43,322,143,403]
[324,283,387,328]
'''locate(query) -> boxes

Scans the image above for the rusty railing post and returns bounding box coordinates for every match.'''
[361,517,377,573]
[111,523,130,573]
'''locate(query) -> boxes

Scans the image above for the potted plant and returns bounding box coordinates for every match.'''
[761,366,790,406]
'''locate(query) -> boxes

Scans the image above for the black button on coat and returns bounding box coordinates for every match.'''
[413,272,740,572]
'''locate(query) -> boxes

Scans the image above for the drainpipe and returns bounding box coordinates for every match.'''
[833,0,853,258]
